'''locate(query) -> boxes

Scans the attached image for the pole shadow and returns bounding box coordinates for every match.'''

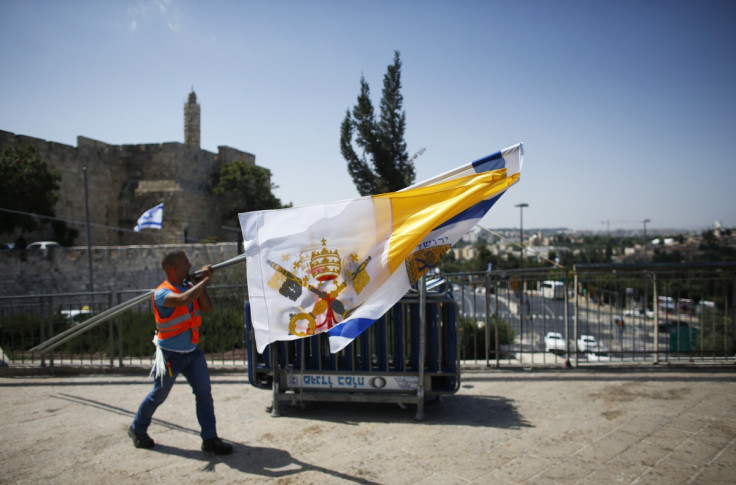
[150,443,381,484]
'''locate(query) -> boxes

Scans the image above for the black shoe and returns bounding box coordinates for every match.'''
[128,427,155,449]
[202,437,233,455]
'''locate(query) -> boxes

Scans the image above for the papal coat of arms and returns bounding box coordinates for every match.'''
[266,238,371,337]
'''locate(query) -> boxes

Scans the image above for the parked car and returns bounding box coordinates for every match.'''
[27,241,60,255]
[59,306,94,325]
[658,320,689,332]
[544,332,568,354]
[577,335,598,352]
[585,352,611,362]
[28,241,60,250]
[623,308,654,319]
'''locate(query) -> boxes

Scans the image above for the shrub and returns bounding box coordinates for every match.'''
[459,315,515,360]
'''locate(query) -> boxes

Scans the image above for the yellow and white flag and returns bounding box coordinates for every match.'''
[240,143,523,353]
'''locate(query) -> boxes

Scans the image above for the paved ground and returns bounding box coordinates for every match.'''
[1,365,735,484]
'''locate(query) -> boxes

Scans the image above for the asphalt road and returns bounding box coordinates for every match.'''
[457,288,688,359]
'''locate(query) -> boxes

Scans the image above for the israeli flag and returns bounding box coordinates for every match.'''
[134,203,164,232]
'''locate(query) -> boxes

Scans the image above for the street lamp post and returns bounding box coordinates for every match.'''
[515,202,529,348]
[515,203,529,268]
[641,218,651,242]
[83,167,94,291]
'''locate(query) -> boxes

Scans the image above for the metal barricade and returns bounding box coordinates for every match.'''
[245,279,461,420]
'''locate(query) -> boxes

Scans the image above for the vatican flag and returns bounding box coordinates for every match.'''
[240,143,523,353]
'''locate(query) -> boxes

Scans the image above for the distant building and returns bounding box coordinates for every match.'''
[1,89,257,245]
[460,226,483,244]
[452,245,478,260]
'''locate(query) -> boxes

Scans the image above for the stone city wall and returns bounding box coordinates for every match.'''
[0,243,243,296]
[0,130,256,247]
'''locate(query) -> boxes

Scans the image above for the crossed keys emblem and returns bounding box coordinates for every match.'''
[267,248,369,337]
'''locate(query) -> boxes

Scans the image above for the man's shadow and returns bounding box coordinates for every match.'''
[55,393,380,485]
[151,442,379,483]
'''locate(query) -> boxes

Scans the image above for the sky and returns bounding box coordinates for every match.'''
[1,0,734,233]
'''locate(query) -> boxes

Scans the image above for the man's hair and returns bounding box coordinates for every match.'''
[161,250,186,270]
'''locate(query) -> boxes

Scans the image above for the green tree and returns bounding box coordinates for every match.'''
[340,51,416,195]
[51,219,78,246]
[0,143,61,235]
[459,315,516,360]
[474,243,497,272]
[213,161,287,225]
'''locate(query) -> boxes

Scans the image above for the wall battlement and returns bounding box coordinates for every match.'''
[0,90,257,247]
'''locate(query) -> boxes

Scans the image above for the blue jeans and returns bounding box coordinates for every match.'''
[131,347,217,440]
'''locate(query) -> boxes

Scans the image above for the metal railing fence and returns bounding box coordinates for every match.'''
[0,284,248,368]
[2,263,735,370]
[448,262,736,366]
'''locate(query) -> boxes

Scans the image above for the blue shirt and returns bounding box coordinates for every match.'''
[154,282,198,352]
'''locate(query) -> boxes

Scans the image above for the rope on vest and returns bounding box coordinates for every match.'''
[150,338,167,386]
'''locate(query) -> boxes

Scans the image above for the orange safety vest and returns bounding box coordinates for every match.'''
[153,280,202,344]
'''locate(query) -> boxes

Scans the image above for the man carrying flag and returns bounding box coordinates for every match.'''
[239,143,523,354]
[134,203,164,232]
[128,249,233,454]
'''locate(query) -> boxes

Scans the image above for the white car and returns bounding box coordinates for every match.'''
[59,306,94,325]
[544,332,568,353]
[585,352,611,362]
[27,241,61,255]
[577,335,598,352]
[623,308,654,319]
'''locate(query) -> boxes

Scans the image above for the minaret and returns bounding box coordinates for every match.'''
[184,89,200,148]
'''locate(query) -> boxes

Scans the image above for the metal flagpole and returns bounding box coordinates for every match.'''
[189,252,248,280]
[30,290,154,353]
[31,251,250,354]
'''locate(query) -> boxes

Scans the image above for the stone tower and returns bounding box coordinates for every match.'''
[184,89,201,148]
